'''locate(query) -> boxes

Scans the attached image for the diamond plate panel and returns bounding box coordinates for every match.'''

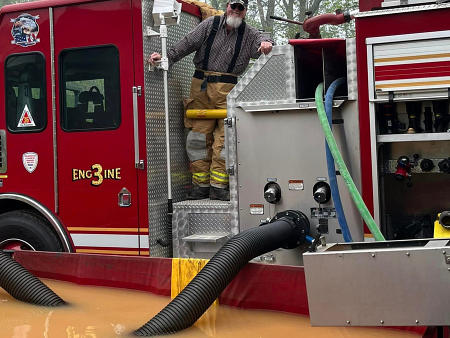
[188,213,230,234]
[233,45,296,105]
[172,200,232,258]
[173,199,230,209]
[143,0,200,257]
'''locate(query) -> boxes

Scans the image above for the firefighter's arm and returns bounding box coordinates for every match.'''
[257,41,273,55]
[250,26,274,58]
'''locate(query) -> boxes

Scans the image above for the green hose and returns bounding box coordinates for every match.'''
[315,83,385,241]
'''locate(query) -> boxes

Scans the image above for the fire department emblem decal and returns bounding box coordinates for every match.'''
[18,104,36,127]
[11,13,40,47]
[22,152,38,173]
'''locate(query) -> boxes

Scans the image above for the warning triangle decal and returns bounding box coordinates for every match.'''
[17,104,36,128]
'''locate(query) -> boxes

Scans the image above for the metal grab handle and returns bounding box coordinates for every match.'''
[224,116,235,175]
[132,86,144,169]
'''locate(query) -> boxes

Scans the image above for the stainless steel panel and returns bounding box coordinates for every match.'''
[225,45,297,249]
[234,104,363,265]
[304,239,450,326]
[143,0,199,257]
[226,44,363,265]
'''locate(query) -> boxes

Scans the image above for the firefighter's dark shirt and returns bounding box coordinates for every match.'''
[167,15,273,76]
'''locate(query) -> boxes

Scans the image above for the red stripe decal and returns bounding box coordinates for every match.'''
[375,61,450,81]
[375,70,450,81]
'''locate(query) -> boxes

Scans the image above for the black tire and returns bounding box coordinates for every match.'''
[0,210,63,252]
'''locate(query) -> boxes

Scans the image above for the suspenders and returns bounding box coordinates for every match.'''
[202,16,221,71]
[227,21,246,74]
[202,16,246,74]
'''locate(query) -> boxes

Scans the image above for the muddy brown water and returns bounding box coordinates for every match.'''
[0,279,418,337]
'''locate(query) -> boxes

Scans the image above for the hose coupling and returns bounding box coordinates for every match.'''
[269,210,310,249]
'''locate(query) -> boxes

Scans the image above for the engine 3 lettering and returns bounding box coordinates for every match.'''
[72,164,121,186]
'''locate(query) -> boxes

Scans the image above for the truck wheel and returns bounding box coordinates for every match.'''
[0,210,63,252]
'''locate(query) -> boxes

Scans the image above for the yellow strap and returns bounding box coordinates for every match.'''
[186,109,227,119]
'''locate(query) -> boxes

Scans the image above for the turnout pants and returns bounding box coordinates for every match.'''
[184,71,235,189]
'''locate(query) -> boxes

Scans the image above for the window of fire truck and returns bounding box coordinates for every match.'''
[5,53,47,133]
[59,45,121,131]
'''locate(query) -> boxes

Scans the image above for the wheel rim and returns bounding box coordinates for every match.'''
[0,238,36,251]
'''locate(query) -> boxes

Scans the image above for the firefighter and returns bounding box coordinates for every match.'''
[149,0,273,200]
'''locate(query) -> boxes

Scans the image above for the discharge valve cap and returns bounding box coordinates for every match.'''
[438,158,450,173]
[264,182,281,204]
[440,211,450,229]
[312,182,331,204]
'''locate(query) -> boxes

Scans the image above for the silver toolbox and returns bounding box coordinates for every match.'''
[303,238,450,326]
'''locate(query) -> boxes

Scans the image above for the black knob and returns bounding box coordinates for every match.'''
[264,182,281,204]
[440,211,450,229]
[420,159,434,172]
[438,158,450,173]
[313,182,331,204]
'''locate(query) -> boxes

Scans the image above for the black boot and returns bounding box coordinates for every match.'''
[187,186,209,200]
[209,186,230,201]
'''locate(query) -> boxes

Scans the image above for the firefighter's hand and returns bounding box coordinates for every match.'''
[148,52,161,65]
[257,41,272,55]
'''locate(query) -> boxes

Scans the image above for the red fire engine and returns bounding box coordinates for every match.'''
[1,0,450,264]
[0,0,202,255]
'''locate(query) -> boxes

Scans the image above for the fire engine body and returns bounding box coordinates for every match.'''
[0,0,202,257]
[0,0,449,265]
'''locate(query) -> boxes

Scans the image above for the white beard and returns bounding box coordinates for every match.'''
[226,16,243,29]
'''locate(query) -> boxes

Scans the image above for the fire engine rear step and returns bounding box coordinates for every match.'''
[182,233,230,243]
[172,200,232,259]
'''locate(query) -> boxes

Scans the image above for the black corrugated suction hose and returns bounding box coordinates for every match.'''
[134,210,309,336]
[0,250,66,306]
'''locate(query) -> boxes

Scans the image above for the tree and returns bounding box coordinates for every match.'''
[317,0,358,38]
[248,0,324,42]
[206,0,359,43]
[1,0,33,7]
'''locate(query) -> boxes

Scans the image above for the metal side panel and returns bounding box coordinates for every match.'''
[225,45,296,243]
[304,239,450,326]
[142,0,199,257]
